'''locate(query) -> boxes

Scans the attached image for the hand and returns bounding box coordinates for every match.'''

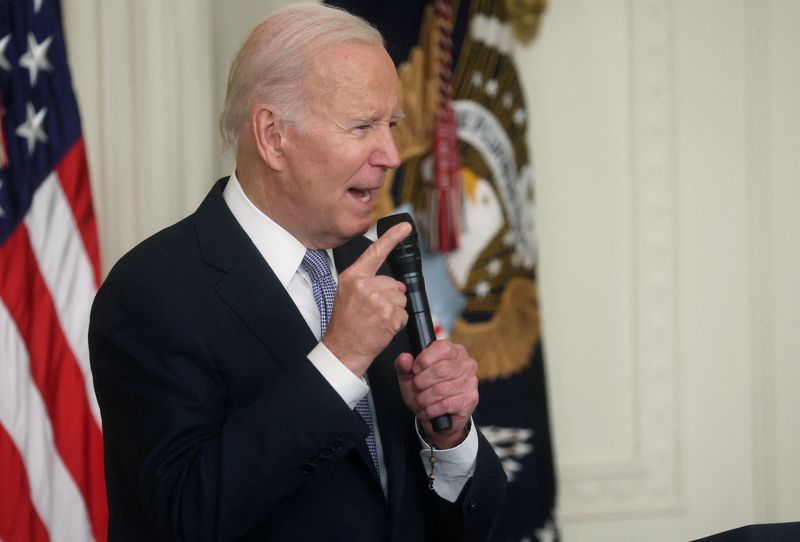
[323,222,412,377]
[394,340,479,449]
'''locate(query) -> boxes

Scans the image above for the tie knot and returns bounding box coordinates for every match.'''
[301,249,332,281]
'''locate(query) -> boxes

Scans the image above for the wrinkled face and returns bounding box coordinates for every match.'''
[276,43,402,249]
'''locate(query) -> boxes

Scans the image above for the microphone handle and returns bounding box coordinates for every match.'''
[376,212,452,433]
[404,276,453,433]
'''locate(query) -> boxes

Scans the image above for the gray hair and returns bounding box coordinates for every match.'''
[219,3,384,151]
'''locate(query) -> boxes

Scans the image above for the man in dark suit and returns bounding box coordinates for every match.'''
[89,4,506,541]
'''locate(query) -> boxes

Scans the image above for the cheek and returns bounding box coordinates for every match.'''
[340,148,374,175]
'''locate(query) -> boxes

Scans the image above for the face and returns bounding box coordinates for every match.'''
[272,43,402,249]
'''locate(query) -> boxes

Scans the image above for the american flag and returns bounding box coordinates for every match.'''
[0,1,107,541]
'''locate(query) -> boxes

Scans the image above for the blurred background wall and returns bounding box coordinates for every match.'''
[63,1,800,540]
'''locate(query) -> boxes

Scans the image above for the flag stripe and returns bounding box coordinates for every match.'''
[0,227,106,542]
[24,167,101,427]
[0,299,94,542]
[54,139,101,287]
[0,423,50,542]
[1,2,108,540]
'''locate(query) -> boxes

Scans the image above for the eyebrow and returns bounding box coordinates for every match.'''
[351,111,405,124]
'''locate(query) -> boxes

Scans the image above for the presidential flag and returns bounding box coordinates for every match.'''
[326,1,558,540]
[0,1,107,540]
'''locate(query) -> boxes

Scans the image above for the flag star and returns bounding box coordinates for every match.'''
[487,259,502,276]
[502,92,513,109]
[16,102,48,155]
[34,0,44,13]
[19,32,53,86]
[485,78,498,96]
[471,71,483,87]
[0,35,11,72]
[474,281,491,298]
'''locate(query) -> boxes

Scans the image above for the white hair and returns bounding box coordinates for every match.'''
[219,3,384,151]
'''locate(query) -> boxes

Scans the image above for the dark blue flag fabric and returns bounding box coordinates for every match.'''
[326,0,559,540]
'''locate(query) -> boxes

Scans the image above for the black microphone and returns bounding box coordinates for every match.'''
[377,213,453,433]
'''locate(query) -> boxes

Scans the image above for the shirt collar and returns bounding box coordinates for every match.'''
[222,170,326,288]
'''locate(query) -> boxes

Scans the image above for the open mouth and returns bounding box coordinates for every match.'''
[348,189,372,202]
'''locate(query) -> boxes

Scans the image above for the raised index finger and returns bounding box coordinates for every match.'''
[349,222,411,276]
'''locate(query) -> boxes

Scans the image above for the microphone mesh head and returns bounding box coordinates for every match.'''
[376,212,420,269]
[376,212,418,238]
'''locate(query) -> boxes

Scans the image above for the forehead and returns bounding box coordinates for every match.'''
[306,43,399,116]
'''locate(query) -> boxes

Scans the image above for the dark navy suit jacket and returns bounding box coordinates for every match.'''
[89,178,506,541]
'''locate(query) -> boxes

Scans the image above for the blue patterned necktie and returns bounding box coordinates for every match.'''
[301,249,379,474]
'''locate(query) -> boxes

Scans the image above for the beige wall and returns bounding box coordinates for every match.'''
[520,0,800,539]
[65,1,800,540]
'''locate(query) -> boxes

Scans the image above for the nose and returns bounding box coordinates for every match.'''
[372,126,401,169]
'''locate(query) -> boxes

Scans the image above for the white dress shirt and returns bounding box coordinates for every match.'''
[223,172,477,502]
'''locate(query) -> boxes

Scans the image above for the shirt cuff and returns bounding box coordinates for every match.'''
[416,418,478,503]
[307,341,369,409]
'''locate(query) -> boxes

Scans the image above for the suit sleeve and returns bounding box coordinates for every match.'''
[89,262,371,541]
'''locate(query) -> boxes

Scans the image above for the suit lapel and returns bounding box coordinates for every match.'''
[193,179,317,368]
[216,256,318,369]
[194,186,408,501]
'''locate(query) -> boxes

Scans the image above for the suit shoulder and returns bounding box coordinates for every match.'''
[104,215,198,285]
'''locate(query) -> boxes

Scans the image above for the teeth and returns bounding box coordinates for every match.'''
[359,191,371,202]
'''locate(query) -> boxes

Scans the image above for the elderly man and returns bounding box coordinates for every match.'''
[89,4,506,541]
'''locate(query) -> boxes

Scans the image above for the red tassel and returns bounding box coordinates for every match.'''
[429,0,461,253]
[430,103,461,252]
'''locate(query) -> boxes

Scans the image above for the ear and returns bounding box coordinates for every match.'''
[251,104,286,171]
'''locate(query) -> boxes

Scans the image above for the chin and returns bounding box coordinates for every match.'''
[325,219,370,248]
[345,217,372,240]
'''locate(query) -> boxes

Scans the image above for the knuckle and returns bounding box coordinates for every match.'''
[367,290,382,306]
[353,276,368,292]
[366,241,381,258]
[433,363,448,379]
[414,353,431,370]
